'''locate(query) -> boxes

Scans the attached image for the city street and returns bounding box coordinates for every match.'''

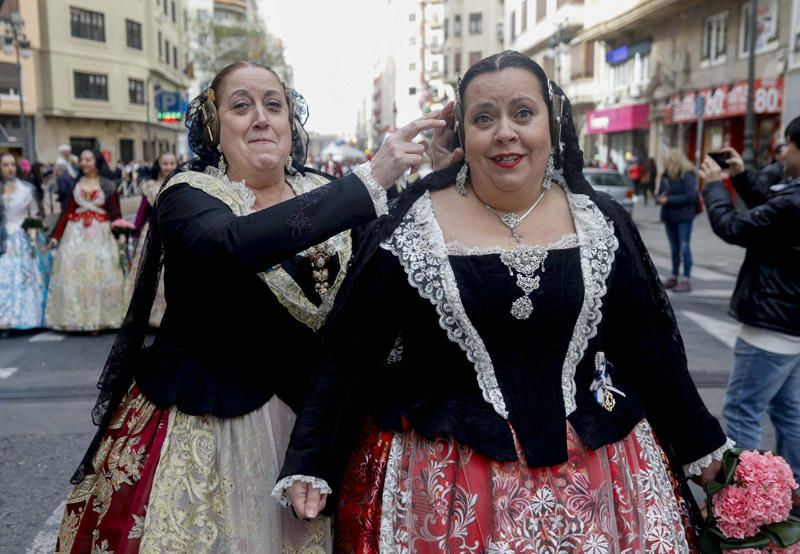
[0,196,765,553]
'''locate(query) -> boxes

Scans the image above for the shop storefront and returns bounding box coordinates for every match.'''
[586,103,650,169]
[664,79,784,165]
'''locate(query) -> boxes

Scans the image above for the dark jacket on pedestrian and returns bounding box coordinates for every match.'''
[56,173,76,214]
[703,173,800,336]
[658,172,697,224]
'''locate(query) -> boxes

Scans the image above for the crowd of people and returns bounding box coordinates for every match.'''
[0,148,176,333]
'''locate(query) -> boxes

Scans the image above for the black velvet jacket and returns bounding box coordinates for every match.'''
[133,171,382,416]
[279,165,727,493]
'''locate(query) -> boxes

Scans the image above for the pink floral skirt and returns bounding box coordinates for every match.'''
[336,419,698,554]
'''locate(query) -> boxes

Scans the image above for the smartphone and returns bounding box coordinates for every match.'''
[708,151,732,168]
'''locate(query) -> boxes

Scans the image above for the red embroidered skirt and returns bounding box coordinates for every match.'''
[335,419,698,554]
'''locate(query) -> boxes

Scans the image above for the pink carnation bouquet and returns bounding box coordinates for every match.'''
[110,218,136,237]
[700,448,800,553]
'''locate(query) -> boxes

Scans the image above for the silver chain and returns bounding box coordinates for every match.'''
[483,186,547,243]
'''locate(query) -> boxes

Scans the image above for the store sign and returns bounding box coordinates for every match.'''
[664,79,783,124]
[586,103,650,135]
[156,91,188,123]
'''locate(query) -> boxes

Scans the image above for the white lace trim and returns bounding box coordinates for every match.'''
[203,166,257,214]
[561,191,619,416]
[379,433,403,553]
[271,475,333,508]
[353,162,389,216]
[684,438,736,477]
[445,233,579,256]
[381,192,509,419]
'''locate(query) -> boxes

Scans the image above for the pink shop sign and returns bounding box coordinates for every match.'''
[664,79,783,124]
[586,104,650,135]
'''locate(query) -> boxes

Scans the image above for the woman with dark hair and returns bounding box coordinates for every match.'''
[0,152,47,330]
[55,62,444,553]
[45,149,125,331]
[122,151,178,327]
[279,51,731,552]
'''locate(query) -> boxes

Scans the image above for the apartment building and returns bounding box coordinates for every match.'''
[442,0,504,93]
[35,0,189,163]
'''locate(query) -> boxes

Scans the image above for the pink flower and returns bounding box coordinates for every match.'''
[714,485,762,539]
[768,543,800,553]
[111,218,135,229]
[736,451,797,525]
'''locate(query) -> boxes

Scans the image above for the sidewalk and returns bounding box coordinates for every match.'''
[631,200,745,277]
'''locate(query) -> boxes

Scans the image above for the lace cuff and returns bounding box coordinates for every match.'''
[353,162,389,217]
[271,475,333,507]
[684,438,736,477]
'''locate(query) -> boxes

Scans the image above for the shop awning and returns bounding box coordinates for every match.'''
[586,103,650,135]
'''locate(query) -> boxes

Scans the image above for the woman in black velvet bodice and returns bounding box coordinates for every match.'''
[281,52,732,553]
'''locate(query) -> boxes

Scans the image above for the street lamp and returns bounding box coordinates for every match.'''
[1,11,33,160]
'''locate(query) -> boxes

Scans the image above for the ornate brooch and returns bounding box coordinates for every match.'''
[590,352,627,412]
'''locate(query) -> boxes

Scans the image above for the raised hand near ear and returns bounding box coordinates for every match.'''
[429,101,465,171]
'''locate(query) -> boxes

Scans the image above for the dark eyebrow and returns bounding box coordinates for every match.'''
[467,100,497,113]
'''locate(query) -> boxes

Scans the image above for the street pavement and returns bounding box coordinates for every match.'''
[0,194,771,553]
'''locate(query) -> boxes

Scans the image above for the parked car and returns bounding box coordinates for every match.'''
[583,168,635,214]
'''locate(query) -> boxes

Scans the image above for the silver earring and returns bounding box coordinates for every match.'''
[285,154,293,173]
[217,144,227,174]
[542,152,554,191]
[455,161,469,196]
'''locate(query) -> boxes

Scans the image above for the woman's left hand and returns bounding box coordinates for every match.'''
[699,156,723,183]
[429,101,464,171]
[692,459,723,486]
[286,480,327,520]
[656,193,668,205]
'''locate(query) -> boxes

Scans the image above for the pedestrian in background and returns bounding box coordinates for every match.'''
[657,148,698,292]
[57,144,79,180]
[53,158,76,215]
[45,149,125,331]
[0,152,47,331]
[699,117,800,513]
[641,156,657,206]
[627,155,643,198]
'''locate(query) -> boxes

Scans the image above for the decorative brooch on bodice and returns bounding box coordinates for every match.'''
[306,240,337,300]
[499,244,548,320]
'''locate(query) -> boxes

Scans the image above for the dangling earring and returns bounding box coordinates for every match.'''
[455,161,469,196]
[285,154,293,173]
[217,144,227,174]
[543,151,554,191]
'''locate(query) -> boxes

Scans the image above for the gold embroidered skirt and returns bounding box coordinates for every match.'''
[123,221,166,328]
[56,385,331,554]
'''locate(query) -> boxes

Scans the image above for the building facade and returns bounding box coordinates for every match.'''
[443,0,504,95]
[34,0,189,164]
[0,0,40,160]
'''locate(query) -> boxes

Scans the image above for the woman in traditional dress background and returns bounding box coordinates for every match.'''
[45,149,125,331]
[280,51,732,553]
[55,61,444,553]
[123,151,177,327]
[0,152,47,331]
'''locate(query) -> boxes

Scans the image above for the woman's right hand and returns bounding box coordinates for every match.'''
[369,112,447,189]
[48,238,58,249]
[286,480,327,520]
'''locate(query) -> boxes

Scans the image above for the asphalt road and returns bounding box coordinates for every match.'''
[0,226,765,554]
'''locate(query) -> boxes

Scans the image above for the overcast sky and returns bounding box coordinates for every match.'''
[257,0,384,137]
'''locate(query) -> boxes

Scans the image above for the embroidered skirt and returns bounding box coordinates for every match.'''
[123,221,166,328]
[45,219,125,331]
[335,419,698,554]
[0,228,46,329]
[57,385,331,554]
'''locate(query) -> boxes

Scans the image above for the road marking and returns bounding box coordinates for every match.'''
[28,332,65,343]
[680,288,734,299]
[26,500,65,554]
[0,367,18,379]
[650,254,736,282]
[681,310,739,349]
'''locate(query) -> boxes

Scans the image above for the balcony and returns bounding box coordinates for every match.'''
[578,0,695,43]
[214,0,247,17]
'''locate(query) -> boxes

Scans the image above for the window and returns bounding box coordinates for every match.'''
[444,18,449,40]
[409,36,416,46]
[409,13,416,22]
[74,72,108,100]
[165,39,171,64]
[409,62,416,71]
[70,7,105,42]
[469,51,482,66]
[702,12,728,63]
[740,0,778,56]
[173,46,178,69]
[163,0,168,15]
[454,15,462,37]
[409,87,417,95]
[431,60,439,72]
[128,78,145,104]
[119,139,134,164]
[469,13,482,34]
[171,0,176,22]
[444,55,448,75]
[454,52,461,73]
[570,41,595,79]
[0,62,19,96]
[158,31,162,60]
[511,11,516,42]
[536,0,547,22]
[522,0,528,32]
[126,19,142,49]
[633,51,650,84]
[71,137,98,155]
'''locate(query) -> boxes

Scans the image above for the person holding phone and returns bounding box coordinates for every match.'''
[699,118,800,514]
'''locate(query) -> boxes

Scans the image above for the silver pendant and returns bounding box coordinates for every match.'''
[500,245,548,320]
[511,296,534,320]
